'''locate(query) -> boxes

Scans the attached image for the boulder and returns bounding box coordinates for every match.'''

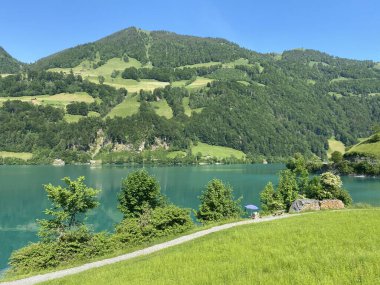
[52,159,65,166]
[320,199,344,210]
[290,199,320,213]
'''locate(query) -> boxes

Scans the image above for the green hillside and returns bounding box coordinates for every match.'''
[1,28,380,163]
[0,47,23,73]
[347,133,380,158]
[33,27,256,70]
[43,210,380,285]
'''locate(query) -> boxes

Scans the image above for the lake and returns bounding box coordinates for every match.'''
[1,164,380,270]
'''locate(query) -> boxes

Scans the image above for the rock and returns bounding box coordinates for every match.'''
[52,159,65,166]
[290,199,320,213]
[319,199,344,210]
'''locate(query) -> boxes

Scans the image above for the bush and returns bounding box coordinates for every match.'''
[114,205,193,246]
[118,169,165,218]
[196,179,242,223]
[9,231,114,274]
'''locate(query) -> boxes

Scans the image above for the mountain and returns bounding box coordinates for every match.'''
[33,27,261,69]
[1,27,380,163]
[0,47,23,73]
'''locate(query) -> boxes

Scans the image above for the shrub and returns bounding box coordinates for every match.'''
[118,169,165,218]
[196,179,242,223]
[114,205,193,246]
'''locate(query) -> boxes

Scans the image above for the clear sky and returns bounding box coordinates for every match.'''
[1,0,379,63]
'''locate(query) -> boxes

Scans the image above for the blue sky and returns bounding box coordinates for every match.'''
[1,0,379,63]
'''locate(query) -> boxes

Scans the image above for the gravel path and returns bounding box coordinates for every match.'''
[2,214,297,285]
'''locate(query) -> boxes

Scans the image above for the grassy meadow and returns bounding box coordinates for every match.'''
[192,142,245,160]
[44,209,380,285]
[0,151,33,160]
[106,95,140,118]
[182,97,203,116]
[0,92,94,107]
[106,95,173,119]
[347,134,380,158]
[327,138,345,158]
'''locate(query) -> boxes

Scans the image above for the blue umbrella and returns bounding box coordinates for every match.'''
[244,204,259,210]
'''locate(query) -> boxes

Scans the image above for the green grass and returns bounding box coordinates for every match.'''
[0,92,94,107]
[347,133,380,158]
[64,111,100,123]
[185,77,213,90]
[237,80,250,86]
[44,210,380,285]
[306,79,316,85]
[330,76,351,83]
[191,142,245,160]
[106,94,140,118]
[170,80,188,87]
[49,57,142,77]
[182,97,203,116]
[374,63,380,70]
[327,138,345,158]
[106,96,173,119]
[222,58,251,68]
[0,151,33,160]
[94,77,169,92]
[178,61,221,69]
[49,57,169,93]
[166,151,187,159]
[150,99,173,119]
[328,92,343,98]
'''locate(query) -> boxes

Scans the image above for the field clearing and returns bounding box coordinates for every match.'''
[186,77,213,89]
[222,58,252,68]
[347,136,380,158]
[88,76,169,92]
[178,61,221,69]
[0,151,33,160]
[44,210,380,285]
[330,76,351,83]
[0,92,94,107]
[182,97,202,116]
[151,99,173,119]
[237,80,250,86]
[192,142,245,159]
[166,151,187,159]
[374,63,380,69]
[327,138,345,158]
[106,95,140,118]
[328,92,343,98]
[170,80,188,87]
[64,111,100,123]
[49,57,143,77]
[0,73,13,78]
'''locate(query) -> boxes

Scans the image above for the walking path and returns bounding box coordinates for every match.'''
[2,214,297,285]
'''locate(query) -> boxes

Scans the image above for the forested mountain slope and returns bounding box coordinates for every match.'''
[0,27,380,163]
[0,47,24,73]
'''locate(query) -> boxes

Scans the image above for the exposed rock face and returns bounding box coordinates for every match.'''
[52,159,65,166]
[290,199,345,212]
[290,199,320,213]
[319,199,345,210]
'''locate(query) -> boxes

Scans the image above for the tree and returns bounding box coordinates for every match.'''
[98,75,105,84]
[118,169,164,218]
[196,179,242,223]
[331,151,343,164]
[38,176,100,241]
[260,182,284,213]
[277,169,299,210]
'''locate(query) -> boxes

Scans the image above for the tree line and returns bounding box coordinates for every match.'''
[8,170,242,275]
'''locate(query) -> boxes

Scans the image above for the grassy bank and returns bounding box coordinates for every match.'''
[44,209,380,285]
